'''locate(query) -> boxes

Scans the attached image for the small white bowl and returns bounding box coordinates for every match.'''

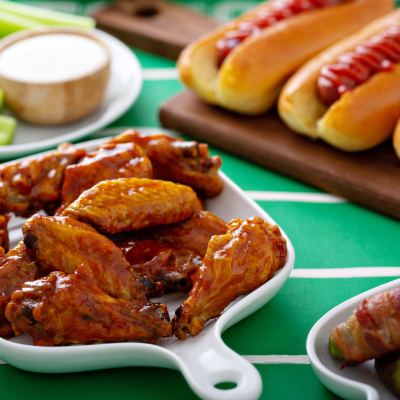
[307,278,400,400]
[0,27,110,126]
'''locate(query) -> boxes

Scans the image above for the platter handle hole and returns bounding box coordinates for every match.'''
[134,6,158,17]
[214,382,237,390]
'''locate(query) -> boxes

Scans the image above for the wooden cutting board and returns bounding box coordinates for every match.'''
[160,90,400,220]
[92,0,218,59]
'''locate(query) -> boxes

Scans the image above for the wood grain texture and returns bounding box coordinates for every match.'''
[92,0,218,59]
[160,90,400,220]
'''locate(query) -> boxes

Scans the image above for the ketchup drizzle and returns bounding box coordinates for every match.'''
[215,0,348,68]
[317,25,400,107]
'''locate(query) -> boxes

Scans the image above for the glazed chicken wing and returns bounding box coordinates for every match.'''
[0,241,42,337]
[0,143,85,217]
[62,178,199,234]
[23,215,161,301]
[145,211,228,257]
[117,239,202,291]
[6,263,172,346]
[172,217,287,340]
[108,130,223,197]
[55,142,153,215]
[0,214,10,253]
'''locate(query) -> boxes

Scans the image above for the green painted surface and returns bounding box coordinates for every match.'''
[222,277,398,355]
[0,363,345,400]
[215,147,325,193]
[256,364,342,399]
[0,363,346,400]
[0,364,199,400]
[133,48,177,68]
[109,80,184,128]
[261,202,400,269]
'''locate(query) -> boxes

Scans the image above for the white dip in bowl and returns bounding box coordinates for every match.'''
[0,28,110,125]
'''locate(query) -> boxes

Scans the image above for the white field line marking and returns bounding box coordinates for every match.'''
[291,268,400,278]
[243,355,310,364]
[142,68,179,80]
[245,191,347,203]
[0,356,310,366]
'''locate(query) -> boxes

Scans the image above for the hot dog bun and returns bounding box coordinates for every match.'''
[279,9,400,152]
[178,0,394,116]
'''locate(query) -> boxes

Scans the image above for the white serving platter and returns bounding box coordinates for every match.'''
[0,133,295,400]
[307,278,400,400]
[0,29,142,161]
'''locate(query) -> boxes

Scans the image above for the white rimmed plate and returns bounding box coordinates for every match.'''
[0,29,142,161]
[307,278,400,400]
[1,133,295,400]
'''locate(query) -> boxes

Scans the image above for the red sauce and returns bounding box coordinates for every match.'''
[356,298,377,330]
[318,25,400,107]
[215,0,348,67]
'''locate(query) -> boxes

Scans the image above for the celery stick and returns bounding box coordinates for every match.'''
[0,9,44,38]
[0,1,95,29]
[0,114,16,145]
[0,89,4,113]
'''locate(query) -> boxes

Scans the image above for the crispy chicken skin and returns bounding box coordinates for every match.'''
[172,217,287,340]
[331,288,400,367]
[62,178,199,234]
[55,142,153,215]
[0,241,42,337]
[22,215,161,301]
[117,239,202,291]
[0,214,10,253]
[145,211,228,257]
[0,143,85,217]
[108,130,223,197]
[6,264,173,346]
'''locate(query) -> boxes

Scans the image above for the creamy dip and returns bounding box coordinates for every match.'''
[0,33,108,83]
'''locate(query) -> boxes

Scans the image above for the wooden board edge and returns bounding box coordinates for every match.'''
[159,98,400,221]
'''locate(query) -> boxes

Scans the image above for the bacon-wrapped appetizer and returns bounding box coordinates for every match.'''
[330,287,400,367]
[279,9,400,153]
[374,352,400,398]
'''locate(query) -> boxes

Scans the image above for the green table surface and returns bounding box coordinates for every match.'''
[2,1,400,399]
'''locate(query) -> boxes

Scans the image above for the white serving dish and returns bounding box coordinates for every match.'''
[307,278,400,400]
[0,29,142,160]
[1,132,295,400]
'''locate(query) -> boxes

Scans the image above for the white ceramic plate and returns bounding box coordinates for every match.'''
[307,278,400,400]
[0,134,295,400]
[0,29,142,161]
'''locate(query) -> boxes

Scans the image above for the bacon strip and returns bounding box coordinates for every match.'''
[331,287,400,367]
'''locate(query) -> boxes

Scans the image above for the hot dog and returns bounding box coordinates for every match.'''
[178,0,394,115]
[278,9,400,152]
